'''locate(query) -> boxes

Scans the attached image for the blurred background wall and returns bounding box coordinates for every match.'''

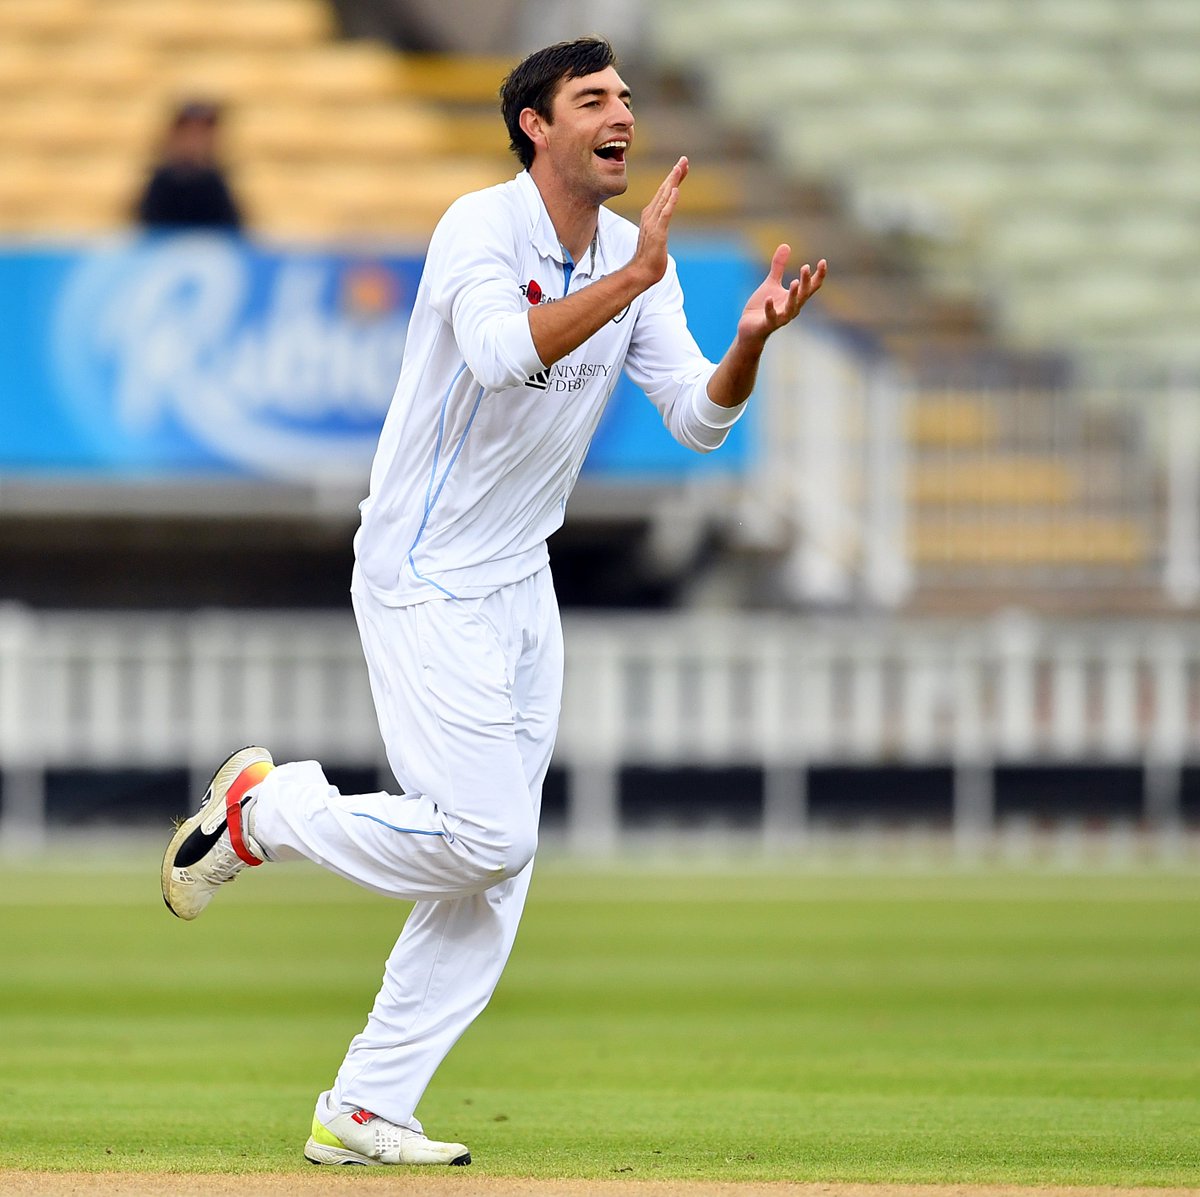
[1,0,1198,856]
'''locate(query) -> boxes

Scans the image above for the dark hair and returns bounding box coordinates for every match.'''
[172,98,220,129]
[499,37,617,170]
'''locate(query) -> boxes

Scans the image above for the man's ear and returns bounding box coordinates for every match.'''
[519,107,548,154]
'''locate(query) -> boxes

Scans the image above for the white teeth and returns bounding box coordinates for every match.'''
[596,140,628,150]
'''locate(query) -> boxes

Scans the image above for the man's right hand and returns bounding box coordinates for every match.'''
[629,157,688,290]
[528,157,689,370]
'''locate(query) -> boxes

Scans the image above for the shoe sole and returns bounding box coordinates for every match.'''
[303,1137,471,1167]
[302,1137,372,1165]
[303,1137,374,1165]
[160,746,271,919]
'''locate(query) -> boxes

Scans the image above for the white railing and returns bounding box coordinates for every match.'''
[2,605,1198,851]
[754,326,912,608]
[1164,373,1200,605]
[761,333,1200,613]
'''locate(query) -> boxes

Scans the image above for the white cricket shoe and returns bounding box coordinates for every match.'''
[304,1107,471,1167]
[161,746,274,921]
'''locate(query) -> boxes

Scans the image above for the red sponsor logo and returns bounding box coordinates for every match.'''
[524,279,542,305]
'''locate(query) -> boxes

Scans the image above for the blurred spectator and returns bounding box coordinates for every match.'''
[134,99,242,232]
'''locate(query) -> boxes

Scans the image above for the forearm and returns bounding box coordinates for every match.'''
[706,331,767,409]
[528,264,651,368]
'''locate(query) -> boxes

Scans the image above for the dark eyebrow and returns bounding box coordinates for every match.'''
[572,85,633,104]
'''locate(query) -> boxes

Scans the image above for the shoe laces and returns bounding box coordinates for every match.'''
[204,835,247,885]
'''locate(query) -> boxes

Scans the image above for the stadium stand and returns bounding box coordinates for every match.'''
[1,1,1197,850]
[0,0,738,241]
[900,387,1157,602]
[0,0,1190,609]
[640,0,1200,603]
[649,0,1200,381]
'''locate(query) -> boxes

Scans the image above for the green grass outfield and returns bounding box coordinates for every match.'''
[0,851,1197,1186]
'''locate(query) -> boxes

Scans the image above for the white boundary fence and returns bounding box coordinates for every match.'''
[2,605,1198,852]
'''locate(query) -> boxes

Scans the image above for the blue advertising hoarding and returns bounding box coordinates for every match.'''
[0,235,757,483]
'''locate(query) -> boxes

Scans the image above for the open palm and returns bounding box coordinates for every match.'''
[738,245,827,344]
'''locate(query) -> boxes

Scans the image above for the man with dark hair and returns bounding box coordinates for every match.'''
[499,36,617,169]
[161,36,825,1168]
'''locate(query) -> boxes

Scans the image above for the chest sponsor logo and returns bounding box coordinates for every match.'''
[524,361,613,392]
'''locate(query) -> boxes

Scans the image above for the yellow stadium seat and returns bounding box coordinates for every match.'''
[96,0,333,50]
[909,458,1079,507]
[0,0,89,39]
[0,95,158,156]
[241,158,510,239]
[395,55,516,105]
[36,37,157,95]
[909,518,1148,567]
[227,102,450,164]
[906,397,999,449]
[0,152,137,234]
[267,44,404,102]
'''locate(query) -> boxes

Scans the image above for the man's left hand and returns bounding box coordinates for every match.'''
[738,245,827,346]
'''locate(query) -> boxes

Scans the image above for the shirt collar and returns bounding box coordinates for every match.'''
[515,169,608,281]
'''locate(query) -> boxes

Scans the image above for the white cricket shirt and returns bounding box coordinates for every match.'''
[355,169,745,606]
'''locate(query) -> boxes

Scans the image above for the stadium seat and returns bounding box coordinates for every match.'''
[26,36,156,96]
[906,397,998,449]
[0,152,134,228]
[920,0,1024,38]
[1018,0,1128,38]
[909,518,1147,567]
[95,0,333,50]
[0,95,157,156]
[0,0,88,38]
[240,158,510,239]
[393,55,516,105]
[909,458,1079,507]
[663,0,1199,377]
[227,102,450,162]
[651,0,806,59]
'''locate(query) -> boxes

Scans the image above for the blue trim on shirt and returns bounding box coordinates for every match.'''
[405,374,486,599]
[420,362,465,518]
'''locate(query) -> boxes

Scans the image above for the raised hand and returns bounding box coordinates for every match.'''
[737,244,827,346]
[705,244,828,408]
[630,156,689,289]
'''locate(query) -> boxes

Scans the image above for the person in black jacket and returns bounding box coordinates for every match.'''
[135,99,242,231]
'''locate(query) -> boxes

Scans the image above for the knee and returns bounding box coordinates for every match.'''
[458,816,537,884]
[501,821,538,878]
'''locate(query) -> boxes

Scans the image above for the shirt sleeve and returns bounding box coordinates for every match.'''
[424,194,546,392]
[623,255,746,454]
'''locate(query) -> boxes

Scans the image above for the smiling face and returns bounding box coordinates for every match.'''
[522,66,634,207]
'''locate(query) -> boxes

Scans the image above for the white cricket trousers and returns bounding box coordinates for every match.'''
[251,565,563,1130]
